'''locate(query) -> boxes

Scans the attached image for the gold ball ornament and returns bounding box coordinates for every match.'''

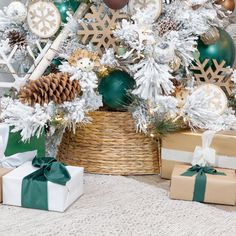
[216,0,235,12]
[27,1,61,38]
[169,56,181,72]
[191,84,228,115]
[200,27,220,45]
[128,0,162,20]
[175,87,190,108]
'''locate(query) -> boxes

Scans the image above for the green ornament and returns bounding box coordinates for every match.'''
[44,58,63,75]
[69,0,81,12]
[197,28,235,67]
[117,45,127,56]
[52,58,63,66]
[54,0,73,23]
[98,70,136,110]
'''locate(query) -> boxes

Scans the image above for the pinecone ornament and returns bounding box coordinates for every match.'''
[19,73,81,106]
[7,30,27,48]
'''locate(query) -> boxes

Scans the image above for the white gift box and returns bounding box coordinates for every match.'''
[3,162,84,212]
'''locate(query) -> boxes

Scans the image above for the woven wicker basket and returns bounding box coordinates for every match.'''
[57,111,160,175]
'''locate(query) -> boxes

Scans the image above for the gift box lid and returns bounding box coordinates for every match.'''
[162,131,236,157]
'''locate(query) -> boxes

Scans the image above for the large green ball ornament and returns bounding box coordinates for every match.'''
[198,28,235,67]
[69,0,81,12]
[98,70,135,110]
[54,0,73,23]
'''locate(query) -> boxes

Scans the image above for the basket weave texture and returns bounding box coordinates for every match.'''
[57,111,160,175]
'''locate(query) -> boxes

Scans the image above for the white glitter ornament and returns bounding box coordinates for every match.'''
[6,1,27,23]
[128,0,162,20]
[191,84,228,115]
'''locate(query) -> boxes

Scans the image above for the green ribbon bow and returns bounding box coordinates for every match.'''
[22,157,71,210]
[181,165,225,202]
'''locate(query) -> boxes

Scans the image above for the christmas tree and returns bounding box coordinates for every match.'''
[0,0,236,157]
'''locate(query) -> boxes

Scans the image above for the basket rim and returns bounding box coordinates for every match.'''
[87,110,132,115]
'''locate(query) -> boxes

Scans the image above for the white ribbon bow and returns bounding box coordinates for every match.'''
[191,130,216,167]
[0,124,37,168]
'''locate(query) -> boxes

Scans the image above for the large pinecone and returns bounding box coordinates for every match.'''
[19,73,81,106]
[7,30,27,48]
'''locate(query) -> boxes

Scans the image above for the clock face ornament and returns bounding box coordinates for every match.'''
[128,0,163,20]
[27,1,61,39]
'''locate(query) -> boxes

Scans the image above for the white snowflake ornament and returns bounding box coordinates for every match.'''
[76,58,95,72]
[6,1,27,23]
[27,1,61,38]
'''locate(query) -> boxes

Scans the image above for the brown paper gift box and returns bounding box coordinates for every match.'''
[161,131,236,179]
[170,165,236,205]
[0,168,12,203]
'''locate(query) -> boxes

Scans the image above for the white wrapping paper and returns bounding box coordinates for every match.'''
[3,162,84,212]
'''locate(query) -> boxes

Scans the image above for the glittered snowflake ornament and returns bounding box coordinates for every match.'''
[77,5,127,56]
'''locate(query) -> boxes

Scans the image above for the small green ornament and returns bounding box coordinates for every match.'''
[44,58,63,75]
[54,0,73,23]
[117,45,127,56]
[197,28,235,67]
[98,70,136,110]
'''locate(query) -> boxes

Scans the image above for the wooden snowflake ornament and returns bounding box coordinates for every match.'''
[191,59,233,97]
[77,5,127,56]
[27,1,61,38]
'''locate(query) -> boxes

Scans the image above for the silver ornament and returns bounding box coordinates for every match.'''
[6,1,27,23]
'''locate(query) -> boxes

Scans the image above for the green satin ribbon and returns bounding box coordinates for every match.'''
[21,157,71,210]
[181,165,225,202]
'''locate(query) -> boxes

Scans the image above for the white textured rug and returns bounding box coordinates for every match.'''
[0,175,236,236]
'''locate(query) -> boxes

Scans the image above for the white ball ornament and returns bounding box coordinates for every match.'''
[6,1,27,23]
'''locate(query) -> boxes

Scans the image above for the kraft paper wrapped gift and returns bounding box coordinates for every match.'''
[0,168,12,202]
[3,159,84,212]
[170,165,236,205]
[161,131,236,179]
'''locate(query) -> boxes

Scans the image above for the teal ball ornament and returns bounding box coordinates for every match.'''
[69,0,81,12]
[54,0,73,23]
[98,70,135,110]
[198,28,235,67]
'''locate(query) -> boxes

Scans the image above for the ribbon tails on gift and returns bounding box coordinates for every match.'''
[181,165,225,202]
[22,157,71,210]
